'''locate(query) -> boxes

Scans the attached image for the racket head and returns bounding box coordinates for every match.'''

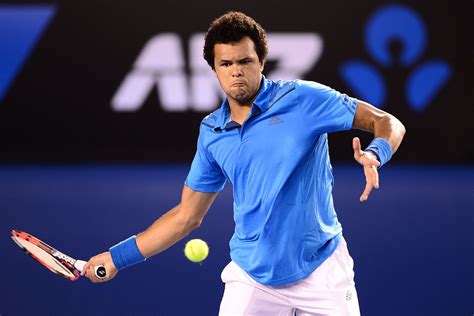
[11,230,81,281]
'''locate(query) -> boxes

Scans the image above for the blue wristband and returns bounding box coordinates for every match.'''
[365,138,393,167]
[109,236,146,271]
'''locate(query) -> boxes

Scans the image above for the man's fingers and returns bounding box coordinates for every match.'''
[374,159,381,168]
[366,164,379,189]
[364,155,380,168]
[82,258,96,276]
[82,259,100,281]
[352,137,361,152]
[353,137,365,161]
[371,165,379,189]
[359,151,381,168]
[81,252,116,283]
[81,262,91,276]
[360,181,373,202]
[361,165,380,201]
[352,137,363,160]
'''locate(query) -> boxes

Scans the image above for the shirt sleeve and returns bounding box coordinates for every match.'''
[296,80,357,134]
[184,124,226,193]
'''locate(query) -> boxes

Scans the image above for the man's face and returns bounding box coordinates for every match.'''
[213,37,264,106]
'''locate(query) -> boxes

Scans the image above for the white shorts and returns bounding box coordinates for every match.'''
[219,238,360,316]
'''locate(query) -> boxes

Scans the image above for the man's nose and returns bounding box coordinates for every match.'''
[231,64,243,77]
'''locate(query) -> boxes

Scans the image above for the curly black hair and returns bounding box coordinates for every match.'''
[203,12,268,70]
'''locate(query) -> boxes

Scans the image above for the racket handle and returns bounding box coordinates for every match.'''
[75,260,107,279]
[95,265,107,279]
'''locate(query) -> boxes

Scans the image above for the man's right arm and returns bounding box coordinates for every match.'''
[82,185,218,282]
[136,185,218,258]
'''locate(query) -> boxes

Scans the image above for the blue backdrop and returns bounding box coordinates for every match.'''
[0,164,472,315]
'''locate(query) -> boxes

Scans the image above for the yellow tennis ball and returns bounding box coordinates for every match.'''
[184,239,209,263]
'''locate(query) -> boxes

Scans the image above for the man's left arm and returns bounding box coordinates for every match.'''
[351,100,406,202]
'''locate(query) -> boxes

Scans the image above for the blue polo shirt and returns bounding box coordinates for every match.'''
[185,76,357,286]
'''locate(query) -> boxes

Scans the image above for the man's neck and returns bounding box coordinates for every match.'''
[228,102,252,125]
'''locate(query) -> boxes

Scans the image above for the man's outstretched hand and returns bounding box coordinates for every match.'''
[352,137,381,202]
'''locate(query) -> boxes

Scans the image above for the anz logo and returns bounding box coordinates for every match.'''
[340,4,451,112]
[112,33,323,112]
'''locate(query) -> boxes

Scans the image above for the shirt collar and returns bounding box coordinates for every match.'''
[252,76,273,112]
[214,75,274,131]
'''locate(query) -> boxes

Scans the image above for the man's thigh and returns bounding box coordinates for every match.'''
[218,262,295,316]
[287,238,360,316]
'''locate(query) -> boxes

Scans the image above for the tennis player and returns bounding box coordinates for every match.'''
[83,12,405,315]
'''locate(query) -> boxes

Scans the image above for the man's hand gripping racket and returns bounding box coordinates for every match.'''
[81,251,118,283]
[11,229,108,281]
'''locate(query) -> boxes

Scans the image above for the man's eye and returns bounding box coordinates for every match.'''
[222,63,230,67]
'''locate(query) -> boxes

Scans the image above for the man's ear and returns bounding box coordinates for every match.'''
[260,60,266,72]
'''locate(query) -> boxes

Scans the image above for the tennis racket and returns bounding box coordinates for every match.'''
[11,229,106,281]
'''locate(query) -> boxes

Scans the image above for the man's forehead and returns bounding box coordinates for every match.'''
[214,38,257,60]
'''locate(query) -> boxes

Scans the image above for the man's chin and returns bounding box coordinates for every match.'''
[230,93,251,104]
